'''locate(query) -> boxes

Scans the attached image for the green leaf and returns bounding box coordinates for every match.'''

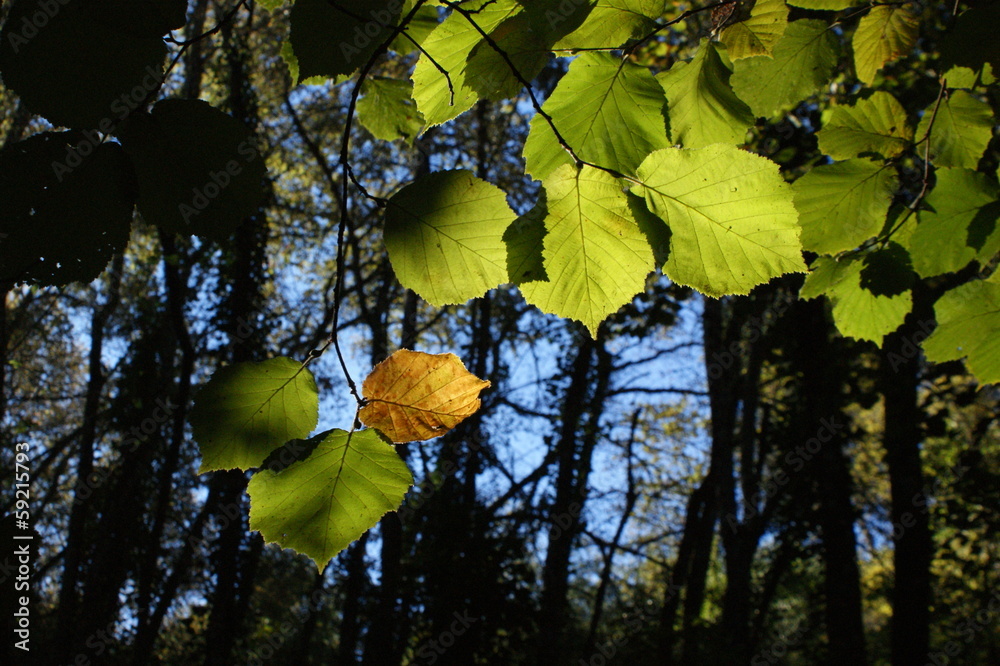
[412,0,522,126]
[628,191,671,267]
[357,76,425,144]
[719,0,788,60]
[800,255,910,344]
[656,40,754,149]
[942,64,996,89]
[0,132,134,286]
[923,275,1000,385]
[519,165,654,336]
[504,194,549,285]
[384,170,515,306]
[553,0,664,51]
[0,0,166,128]
[915,90,994,169]
[523,52,670,180]
[816,91,913,160]
[786,0,859,9]
[289,0,401,80]
[191,357,320,473]
[637,145,805,297]
[119,99,267,241]
[859,241,915,297]
[852,4,919,85]
[911,168,1000,278]
[792,159,897,254]
[248,428,413,569]
[940,3,1000,72]
[390,0,441,54]
[731,19,839,119]
[464,4,583,101]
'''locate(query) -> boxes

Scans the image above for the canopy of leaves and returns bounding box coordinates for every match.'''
[923,274,1000,385]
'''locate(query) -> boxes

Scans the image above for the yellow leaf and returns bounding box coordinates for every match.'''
[358,349,490,442]
[852,4,919,85]
[719,0,788,60]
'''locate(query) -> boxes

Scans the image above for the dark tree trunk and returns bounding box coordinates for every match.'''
[881,294,933,666]
[794,298,868,665]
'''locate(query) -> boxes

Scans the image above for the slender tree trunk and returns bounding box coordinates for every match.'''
[881,293,933,665]
[794,298,868,665]
[55,257,124,662]
[339,533,370,663]
[536,335,594,664]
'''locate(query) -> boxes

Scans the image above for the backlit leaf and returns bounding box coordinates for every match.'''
[412,0,522,126]
[504,194,549,285]
[191,357,319,473]
[923,274,1000,385]
[383,170,515,306]
[523,52,670,179]
[792,159,897,254]
[915,90,994,169]
[248,428,413,569]
[519,165,654,336]
[637,145,805,297]
[357,76,425,144]
[657,40,754,148]
[553,0,664,50]
[852,4,919,85]
[786,0,859,9]
[800,255,910,344]
[358,349,490,443]
[817,91,912,160]
[910,168,1000,278]
[730,19,839,118]
[719,0,788,60]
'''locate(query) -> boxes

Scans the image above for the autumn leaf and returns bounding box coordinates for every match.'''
[358,349,490,442]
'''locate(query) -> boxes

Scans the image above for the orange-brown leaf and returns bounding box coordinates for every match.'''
[358,349,490,443]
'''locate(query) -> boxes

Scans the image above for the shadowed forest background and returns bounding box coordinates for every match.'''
[1,1,999,665]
